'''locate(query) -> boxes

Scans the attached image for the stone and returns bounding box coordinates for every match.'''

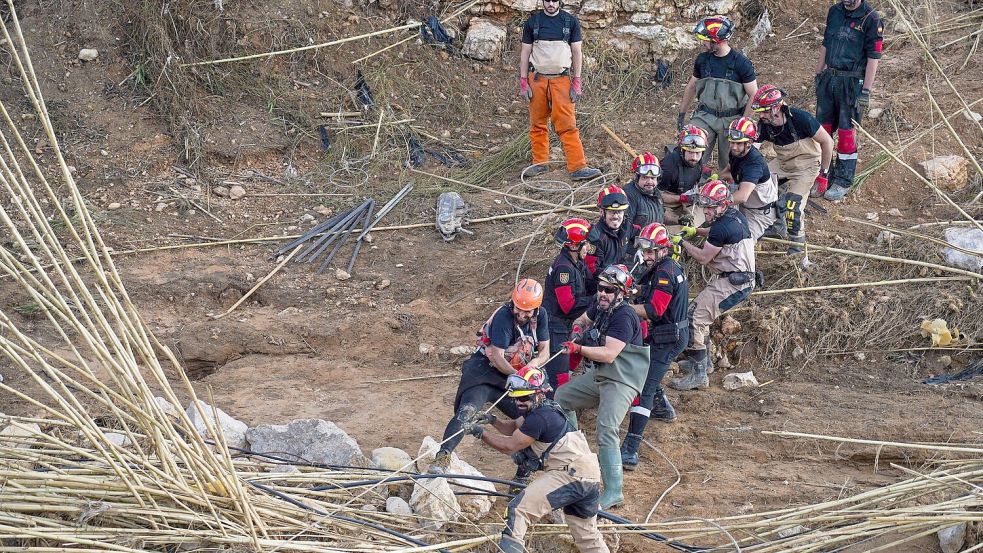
[918,155,969,191]
[419,343,435,355]
[300,213,316,223]
[938,523,966,553]
[155,202,168,212]
[777,525,810,539]
[185,400,248,450]
[376,279,391,290]
[720,315,741,335]
[229,185,246,200]
[964,109,982,123]
[620,0,651,11]
[579,0,611,14]
[449,345,473,356]
[0,421,41,448]
[933,354,953,372]
[887,208,902,217]
[722,371,759,390]
[335,269,351,281]
[616,24,665,40]
[78,48,99,61]
[247,419,363,466]
[876,230,899,245]
[417,436,495,517]
[103,431,131,447]
[509,0,538,11]
[154,396,182,420]
[108,202,122,210]
[213,186,230,197]
[461,19,506,61]
[372,447,413,470]
[867,107,884,120]
[386,496,413,516]
[410,476,460,529]
[748,10,771,50]
[865,212,879,221]
[943,227,983,272]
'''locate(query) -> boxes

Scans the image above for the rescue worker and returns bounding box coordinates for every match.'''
[623,152,665,230]
[430,279,551,473]
[463,367,609,553]
[519,0,601,181]
[555,264,650,509]
[751,85,835,255]
[720,117,778,241]
[814,0,883,200]
[621,224,689,470]
[670,181,755,390]
[678,15,758,170]
[660,125,710,227]
[543,218,594,392]
[585,185,637,289]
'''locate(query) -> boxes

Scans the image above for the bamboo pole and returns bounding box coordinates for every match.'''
[751,276,973,296]
[410,168,595,215]
[210,244,303,320]
[841,216,981,257]
[600,123,637,157]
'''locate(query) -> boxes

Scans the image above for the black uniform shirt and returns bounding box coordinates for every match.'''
[487,306,550,349]
[729,146,771,185]
[586,302,644,346]
[584,220,636,278]
[757,106,821,146]
[823,0,883,72]
[708,208,752,248]
[637,257,688,327]
[543,250,592,323]
[693,49,756,83]
[519,403,567,443]
[521,10,583,44]
[659,147,704,195]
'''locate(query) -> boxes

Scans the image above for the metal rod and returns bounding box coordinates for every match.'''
[317,200,374,274]
[345,200,374,274]
[274,211,347,257]
[356,181,413,242]
[296,200,372,263]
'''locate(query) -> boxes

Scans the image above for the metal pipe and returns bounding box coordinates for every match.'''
[296,200,371,263]
[316,200,374,274]
[345,200,375,274]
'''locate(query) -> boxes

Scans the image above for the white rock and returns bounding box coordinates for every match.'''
[510,0,538,11]
[108,202,122,210]
[154,396,182,420]
[938,523,966,553]
[963,109,982,123]
[155,202,168,212]
[449,345,473,356]
[185,400,248,450]
[300,213,316,223]
[887,208,902,217]
[616,24,665,40]
[461,19,506,61]
[865,212,879,221]
[867,107,883,119]
[247,419,363,465]
[386,496,413,516]
[778,525,810,539]
[410,476,460,529]
[78,48,99,61]
[620,0,652,11]
[213,186,230,197]
[748,10,771,50]
[103,431,131,447]
[419,343,435,355]
[417,436,495,517]
[722,371,759,390]
[372,447,413,470]
[579,0,611,14]
[919,155,969,191]
[943,227,983,271]
[229,185,246,200]
[875,230,899,245]
[335,269,351,281]
[0,421,41,448]
[376,278,391,290]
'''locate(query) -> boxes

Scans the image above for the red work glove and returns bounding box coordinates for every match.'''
[562,341,582,355]
[519,77,532,101]
[814,172,829,196]
[570,77,582,103]
[678,193,692,205]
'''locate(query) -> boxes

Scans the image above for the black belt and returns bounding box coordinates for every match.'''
[719,271,753,278]
[696,104,744,118]
[532,69,570,78]
[744,201,775,212]
[826,67,863,78]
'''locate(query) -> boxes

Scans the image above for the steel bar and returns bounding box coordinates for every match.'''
[356,182,413,242]
[345,200,374,274]
[317,200,374,274]
[274,211,347,257]
[296,200,372,263]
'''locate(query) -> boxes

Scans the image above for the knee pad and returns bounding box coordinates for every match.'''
[837,129,857,154]
[784,193,804,236]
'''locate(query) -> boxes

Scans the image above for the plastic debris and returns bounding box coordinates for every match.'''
[436,191,469,241]
[920,318,960,347]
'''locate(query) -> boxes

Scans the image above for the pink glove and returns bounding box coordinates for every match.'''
[570,77,582,102]
[813,173,829,196]
[519,77,532,101]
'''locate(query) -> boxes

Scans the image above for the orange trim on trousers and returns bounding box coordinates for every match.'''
[528,74,587,173]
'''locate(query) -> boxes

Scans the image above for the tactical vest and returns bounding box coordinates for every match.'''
[476,303,539,369]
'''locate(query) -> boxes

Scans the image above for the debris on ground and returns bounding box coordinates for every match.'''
[920,318,959,347]
[723,371,759,390]
[918,155,969,191]
[923,359,983,385]
[78,48,99,61]
[185,400,248,450]
[435,191,469,241]
[943,227,983,271]
[938,522,967,553]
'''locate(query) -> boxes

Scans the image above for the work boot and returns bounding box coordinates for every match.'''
[823,183,850,201]
[762,218,787,240]
[650,390,677,423]
[508,466,532,496]
[498,535,525,553]
[570,166,602,181]
[669,350,709,391]
[523,163,549,178]
[597,447,624,509]
[427,450,452,474]
[787,235,806,256]
[620,433,643,471]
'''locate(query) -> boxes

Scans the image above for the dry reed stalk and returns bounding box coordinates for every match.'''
[411,168,595,215]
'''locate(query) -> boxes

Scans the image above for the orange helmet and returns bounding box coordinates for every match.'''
[726,117,758,143]
[751,85,787,113]
[554,218,591,248]
[598,264,634,295]
[596,185,629,211]
[678,125,708,153]
[631,152,661,177]
[636,223,671,251]
[694,16,734,43]
[695,179,732,208]
[512,278,544,311]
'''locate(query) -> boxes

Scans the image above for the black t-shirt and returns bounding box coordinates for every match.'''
[521,11,583,44]
[757,107,821,146]
[659,147,704,195]
[487,306,550,349]
[729,146,771,185]
[586,303,644,346]
[519,404,567,443]
[692,50,756,83]
[707,208,751,247]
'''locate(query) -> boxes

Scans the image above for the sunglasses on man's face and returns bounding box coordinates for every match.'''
[597,285,620,294]
[544,0,560,4]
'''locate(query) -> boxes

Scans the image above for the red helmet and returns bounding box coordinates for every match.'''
[694,16,734,43]
[631,152,661,177]
[695,179,732,208]
[554,217,591,248]
[677,125,708,153]
[507,366,552,397]
[751,85,787,113]
[726,117,758,143]
[596,185,629,211]
[512,278,544,311]
[636,223,671,251]
[598,264,634,295]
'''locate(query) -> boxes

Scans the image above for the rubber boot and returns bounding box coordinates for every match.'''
[620,433,643,471]
[428,450,452,474]
[650,390,677,423]
[669,349,709,391]
[762,217,787,239]
[597,447,624,509]
[498,535,525,553]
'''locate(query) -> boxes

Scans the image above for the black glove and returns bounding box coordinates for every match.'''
[465,423,484,438]
[678,214,694,227]
[856,88,871,117]
[475,413,497,425]
[676,112,686,132]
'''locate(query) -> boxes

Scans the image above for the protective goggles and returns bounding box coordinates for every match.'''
[636,164,662,177]
[635,236,668,251]
[693,194,722,207]
[511,394,536,402]
[727,129,752,142]
[506,374,534,392]
[679,134,707,151]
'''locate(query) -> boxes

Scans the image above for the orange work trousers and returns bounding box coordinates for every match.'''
[529,73,587,173]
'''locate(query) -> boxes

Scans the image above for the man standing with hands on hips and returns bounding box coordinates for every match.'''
[519,0,601,181]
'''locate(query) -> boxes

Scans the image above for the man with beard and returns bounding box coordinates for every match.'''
[429,279,551,474]
[620,223,689,470]
[751,85,834,256]
[814,0,883,200]
[720,117,778,241]
[661,125,710,228]
[555,264,650,509]
[585,185,637,292]
[670,181,755,390]
[463,367,609,553]
[519,0,601,181]
[623,152,665,230]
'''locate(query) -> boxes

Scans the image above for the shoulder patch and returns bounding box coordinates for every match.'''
[559,272,570,284]
[586,243,597,254]
[657,278,669,285]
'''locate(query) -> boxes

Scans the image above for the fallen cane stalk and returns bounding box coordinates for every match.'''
[411,168,595,215]
[751,276,973,296]
[210,244,303,320]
